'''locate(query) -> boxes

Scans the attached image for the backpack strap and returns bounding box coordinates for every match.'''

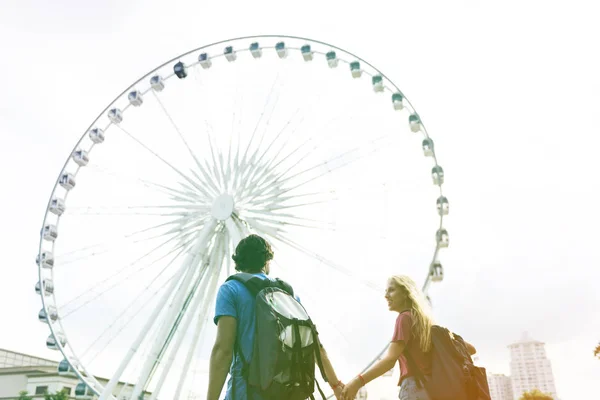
[226,273,295,297]
[273,278,294,296]
[310,323,328,384]
[307,320,328,399]
[291,319,328,399]
[226,273,268,297]
[232,338,252,399]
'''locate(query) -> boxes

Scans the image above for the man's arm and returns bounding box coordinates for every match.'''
[319,345,343,399]
[319,345,341,382]
[207,316,237,400]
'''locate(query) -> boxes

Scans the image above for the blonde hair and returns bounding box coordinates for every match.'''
[389,275,434,353]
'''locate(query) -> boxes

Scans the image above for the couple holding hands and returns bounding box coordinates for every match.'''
[208,234,448,400]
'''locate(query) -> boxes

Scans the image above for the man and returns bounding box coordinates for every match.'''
[207,234,343,400]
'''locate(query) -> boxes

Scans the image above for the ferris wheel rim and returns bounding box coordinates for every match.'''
[36,34,448,398]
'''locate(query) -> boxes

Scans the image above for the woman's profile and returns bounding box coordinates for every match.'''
[341,274,476,400]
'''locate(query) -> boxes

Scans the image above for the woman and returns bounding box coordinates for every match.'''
[341,275,435,400]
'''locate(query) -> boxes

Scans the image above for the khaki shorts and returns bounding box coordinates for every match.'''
[398,376,430,400]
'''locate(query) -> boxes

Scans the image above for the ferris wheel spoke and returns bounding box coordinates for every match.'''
[139,93,220,199]
[180,168,218,201]
[99,219,218,400]
[236,109,305,198]
[247,108,303,176]
[235,94,286,187]
[248,71,356,180]
[55,212,204,269]
[80,249,187,363]
[147,235,225,400]
[247,198,335,215]
[226,87,241,188]
[129,232,220,399]
[239,75,281,168]
[65,203,211,217]
[173,299,214,399]
[229,76,282,194]
[203,122,226,190]
[190,163,222,199]
[87,163,204,203]
[251,104,375,190]
[115,124,217,202]
[243,107,360,201]
[58,225,196,306]
[150,91,221,198]
[252,132,315,187]
[274,234,381,292]
[130,213,209,238]
[217,151,228,193]
[249,214,335,231]
[243,216,285,240]
[253,139,393,208]
[267,134,394,194]
[59,233,197,319]
[242,188,336,209]
[245,209,335,226]
[246,67,351,193]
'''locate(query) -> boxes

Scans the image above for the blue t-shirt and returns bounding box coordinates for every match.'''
[214,273,270,400]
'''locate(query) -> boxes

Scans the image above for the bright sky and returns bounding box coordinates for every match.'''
[1,0,599,399]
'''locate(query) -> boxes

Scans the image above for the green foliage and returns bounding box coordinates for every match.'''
[519,388,554,400]
[43,390,68,400]
[17,391,33,400]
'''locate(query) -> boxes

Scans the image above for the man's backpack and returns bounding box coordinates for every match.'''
[226,273,328,400]
[404,325,491,400]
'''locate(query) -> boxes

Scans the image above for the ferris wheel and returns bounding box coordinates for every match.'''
[35,35,450,399]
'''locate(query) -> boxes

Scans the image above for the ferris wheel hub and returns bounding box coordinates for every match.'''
[211,194,235,220]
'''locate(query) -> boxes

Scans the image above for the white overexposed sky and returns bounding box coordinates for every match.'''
[0,0,599,399]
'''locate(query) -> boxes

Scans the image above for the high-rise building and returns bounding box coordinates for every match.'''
[487,373,513,400]
[508,332,558,400]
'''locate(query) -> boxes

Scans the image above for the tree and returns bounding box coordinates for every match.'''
[519,389,554,400]
[594,342,600,359]
[44,391,68,400]
[17,391,33,400]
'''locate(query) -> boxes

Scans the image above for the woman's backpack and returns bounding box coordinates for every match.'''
[226,273,328,400]
[404,325,491,400]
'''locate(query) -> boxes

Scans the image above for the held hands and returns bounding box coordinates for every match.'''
[332,381,345,400]
[341,376,362,400]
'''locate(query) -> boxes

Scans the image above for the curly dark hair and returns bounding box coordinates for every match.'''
[232,234,274,273]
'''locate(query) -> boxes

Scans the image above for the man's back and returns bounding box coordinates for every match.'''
[214,272,270,400]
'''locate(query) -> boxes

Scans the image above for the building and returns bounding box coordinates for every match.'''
[0,349,58,369]
[508,333,558,400]
[0,348,148,399]
[487,373,513,400]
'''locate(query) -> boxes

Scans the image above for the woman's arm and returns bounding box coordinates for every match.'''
[341,341,404,400]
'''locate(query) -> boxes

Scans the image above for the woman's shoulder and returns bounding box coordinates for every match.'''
[397,310,413,320]
[395,310,413,327]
